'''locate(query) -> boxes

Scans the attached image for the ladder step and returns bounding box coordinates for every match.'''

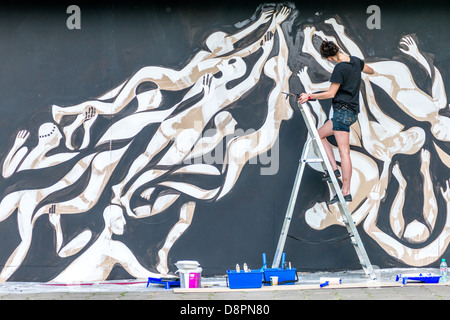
[301,159,323,163]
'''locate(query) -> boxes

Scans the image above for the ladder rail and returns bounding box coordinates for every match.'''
[273,101,377,279]
[302,103,377,279]
[272,139,313,268]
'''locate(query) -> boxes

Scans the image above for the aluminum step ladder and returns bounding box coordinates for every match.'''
[272,96,377,280]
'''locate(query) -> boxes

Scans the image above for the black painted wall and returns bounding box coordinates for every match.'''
[0,0,448,281]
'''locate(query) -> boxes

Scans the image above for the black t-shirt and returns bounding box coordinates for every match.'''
[329,56,364,113]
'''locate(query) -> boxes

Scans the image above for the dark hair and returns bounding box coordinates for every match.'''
[319,40,340,58]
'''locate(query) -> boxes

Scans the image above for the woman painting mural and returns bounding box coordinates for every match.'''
[299,40,374,204]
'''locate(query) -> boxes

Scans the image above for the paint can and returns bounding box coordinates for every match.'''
[178,267,202,288]
[270,276,278,286]
[175,260,202,288]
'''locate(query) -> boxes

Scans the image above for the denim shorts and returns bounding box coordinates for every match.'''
[332,106,358,132]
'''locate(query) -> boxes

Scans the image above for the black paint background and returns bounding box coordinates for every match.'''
[0,0,448,281]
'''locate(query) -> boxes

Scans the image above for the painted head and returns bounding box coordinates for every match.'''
[217,57,246,80]
[103,205,126,235]
[38,122,62,144]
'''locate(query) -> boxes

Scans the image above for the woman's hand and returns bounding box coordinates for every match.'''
[298,93,310,104]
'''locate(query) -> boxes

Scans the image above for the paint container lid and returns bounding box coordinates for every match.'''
[175,260,200,270]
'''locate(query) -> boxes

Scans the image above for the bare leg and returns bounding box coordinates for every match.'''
[317,120,339,172]
[334,130,352,195]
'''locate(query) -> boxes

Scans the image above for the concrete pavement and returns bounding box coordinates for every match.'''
[1,282,449,300]
[0,268,448,301]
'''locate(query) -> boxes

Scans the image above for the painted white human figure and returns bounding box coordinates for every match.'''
[2,123,78,178]
[301,19,427,161]
[327,19,450,263]
[331,145,450,266]
[94,77,235,149]
[117,33,277,275]
[110,7,291,274]
[0,145,128,282]
[121,112,236,219]
[304,19,448,145]
[323,19,448,141]
[111,16,285,207]
[313,145,442,256]
[299,19,431,229]
[363,173,450,266]
[218,6,293,199]
[0,154,92,282]
[47,206,92,258]
[370,36,449,142]
[103,71,238,219]
[51,8,277,150]
[155,202,196,274]
[389,149,437,244]
[51,205,159,282]
[155,7,293,274]
[301,17,450,265]
[145,110,244,275]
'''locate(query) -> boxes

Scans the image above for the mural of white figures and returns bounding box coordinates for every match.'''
[299,19,450,266]
[0,1,448,282]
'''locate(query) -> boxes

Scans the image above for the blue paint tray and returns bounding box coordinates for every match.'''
[226,270,263,289]
[263,268,298,285]
[147,277,180,289]
[395,273,441,285]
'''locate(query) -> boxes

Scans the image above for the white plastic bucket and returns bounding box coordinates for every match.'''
[175,261,202,288]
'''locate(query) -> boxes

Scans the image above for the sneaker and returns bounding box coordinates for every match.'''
[327,194,352,205]
[322,169,341,182]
